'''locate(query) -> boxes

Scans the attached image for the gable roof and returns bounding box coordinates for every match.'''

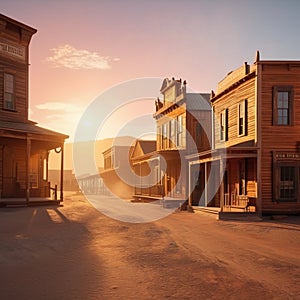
[131,140,156,159]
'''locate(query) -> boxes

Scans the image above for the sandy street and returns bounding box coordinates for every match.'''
[0,193,299,300]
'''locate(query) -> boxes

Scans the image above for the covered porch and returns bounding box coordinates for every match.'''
[187,147,259,214]
[0,121,68,206]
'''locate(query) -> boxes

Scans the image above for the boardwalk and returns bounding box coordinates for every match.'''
[0,193,299,299]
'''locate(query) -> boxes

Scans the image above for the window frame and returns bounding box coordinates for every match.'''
[170,118,175,148]
[220,109,228,142]
[176,115,183,148]
[238,99,248,136]
[274,162,299,202]
[273,86,294,126]
[3,72,16,111]
[162,122,168,149]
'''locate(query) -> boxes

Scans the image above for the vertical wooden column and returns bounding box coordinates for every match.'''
[188,162,191,206]
[255,59,262,218]
[219,158,224,212]
[26,135,31,204]
[60,143,64,201]
[204,162,208,206]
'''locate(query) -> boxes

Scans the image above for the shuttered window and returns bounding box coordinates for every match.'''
[238,99,247,136]
[220,109,228,141]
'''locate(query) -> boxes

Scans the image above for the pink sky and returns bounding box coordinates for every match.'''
[2,0,300,142]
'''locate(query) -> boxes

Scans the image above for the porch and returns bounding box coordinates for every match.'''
[192,206,261,221]
[0,183,62,207]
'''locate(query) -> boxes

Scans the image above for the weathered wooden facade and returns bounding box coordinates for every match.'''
[100,144,134,200]
[131,139,163,200]
[0,14,68,204]
[132,78,211,206]
[189,52,300,214]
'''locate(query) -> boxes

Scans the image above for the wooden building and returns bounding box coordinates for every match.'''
[0,14,68,204]
[131,139,161,200]
[131,78,211,207]
[76,172,108,195]
[188,52,300,214]
[100,144,134,200]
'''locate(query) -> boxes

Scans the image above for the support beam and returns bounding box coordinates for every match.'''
[220,158,224,212]
[204,162,208,206]
[60,143,64,201]
[26,135,31,204]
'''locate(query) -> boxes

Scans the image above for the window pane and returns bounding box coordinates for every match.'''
[279,166,296,200]
[4,73,14,93]
[276,90,290,125]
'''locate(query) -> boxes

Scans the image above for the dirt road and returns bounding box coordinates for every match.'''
[0,193,299,300]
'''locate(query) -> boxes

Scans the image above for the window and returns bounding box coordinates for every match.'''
[274,163,298,202]
[4,73,15,110]
[220,109,228,141]
[238,100,247,136]
[157,126,163,150]
[176,115,183,147]
[162,123,168,149]
[170,119,175,148]
[273,86,293,126]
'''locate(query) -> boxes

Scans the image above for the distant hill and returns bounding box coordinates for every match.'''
[49,136,137,172]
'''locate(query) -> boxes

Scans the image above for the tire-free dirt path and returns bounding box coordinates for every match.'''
[0,193,299,299]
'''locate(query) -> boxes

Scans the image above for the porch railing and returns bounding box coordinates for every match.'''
[135,184,164,198]
[223,193,256,212]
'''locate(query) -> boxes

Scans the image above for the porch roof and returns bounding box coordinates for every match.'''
[0,120,69,140]
[186,147,258,164]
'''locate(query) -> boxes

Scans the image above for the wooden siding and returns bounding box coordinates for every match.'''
[260,63,300,211]
[0,146,2,194]
[0,60,28,122]
[213,75,256,148]
[186,110,212,154]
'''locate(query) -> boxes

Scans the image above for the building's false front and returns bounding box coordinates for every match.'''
[131,78,211,207]
[0,14,68,204]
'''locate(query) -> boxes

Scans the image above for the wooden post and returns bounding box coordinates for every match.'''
[26,135,31,204]
[60,143,64,201]
[204,162,208,206]
[188,162,191,206]
[220,158,224,212]
[255,61,262,218]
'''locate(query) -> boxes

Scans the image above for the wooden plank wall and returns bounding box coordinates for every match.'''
[213,76,256,148]
[186,110,212,154]
[0,146,2,195]
[0,58,28,122]
[260,63,300,211]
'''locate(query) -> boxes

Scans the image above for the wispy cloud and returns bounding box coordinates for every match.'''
[46,44,120,70]
[36,101,82,112]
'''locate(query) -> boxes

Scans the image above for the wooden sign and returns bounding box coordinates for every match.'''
[0,39,25,62]
[274,152,300,160]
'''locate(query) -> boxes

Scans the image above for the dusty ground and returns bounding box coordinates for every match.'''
[0,193,299,300]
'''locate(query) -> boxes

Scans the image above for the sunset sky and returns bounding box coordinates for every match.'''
[2,0,300,142]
